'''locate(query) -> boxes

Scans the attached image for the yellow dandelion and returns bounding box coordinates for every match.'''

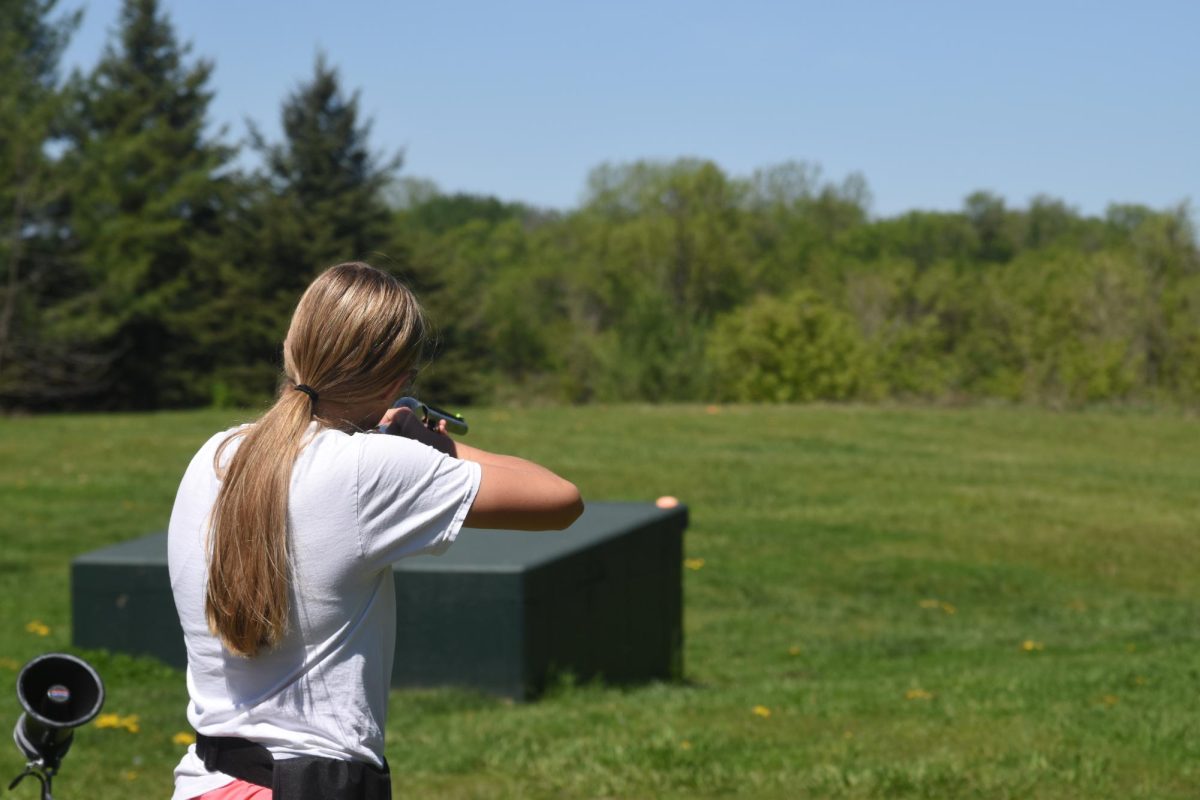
[122,770,138,781]
[787,645,802,657]
[0,657,20,671]
[751,705,772,718]
[1125,644,1137,653]
[683,558,705,571]
[25,620,50,637]
[1021,640,1045,652]
[905,688,933,701]
[95,713,140,733]
[1101,695,1119,707]
[679,740,692,750]
[172,731,196,746]
[1133,676,1147,686]
[918,599,956,615]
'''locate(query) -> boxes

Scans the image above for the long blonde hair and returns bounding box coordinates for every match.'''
[205,262,429,657]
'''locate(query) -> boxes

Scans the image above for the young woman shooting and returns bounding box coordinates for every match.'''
[167,262,583,800]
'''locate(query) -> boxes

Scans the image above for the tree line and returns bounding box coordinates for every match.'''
[4,0,1198,412]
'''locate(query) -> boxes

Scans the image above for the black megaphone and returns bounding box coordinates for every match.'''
[12,653,105,773]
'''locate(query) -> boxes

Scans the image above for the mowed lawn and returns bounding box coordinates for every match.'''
[0,405,1197,799]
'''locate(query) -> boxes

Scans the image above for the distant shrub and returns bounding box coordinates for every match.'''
[707,289,871,402]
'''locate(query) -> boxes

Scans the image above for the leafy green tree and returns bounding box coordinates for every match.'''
[847,210,977,272]
[577,284,709,403]
[1022,195,1077,250]
[1159,273,1200,400]
[62,0,234,407]
[406,216,534,403]
[840,260,953,399]
[742,162,872,294]
[0,0,88,405]
[855,260,970,399]
[392,190,549,404]
[396,189,531,238]
[1018,252,1148,404]
[1125,205,1197,400]
[582,159,750,314]
[568,160,754,400]
[964,191,1016,263]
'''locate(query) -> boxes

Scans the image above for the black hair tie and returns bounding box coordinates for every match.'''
[293,384,319,408]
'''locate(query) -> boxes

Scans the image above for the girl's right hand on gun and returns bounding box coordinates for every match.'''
[378,407,456,456]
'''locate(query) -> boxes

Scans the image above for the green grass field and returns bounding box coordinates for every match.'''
[1,405,1198,798]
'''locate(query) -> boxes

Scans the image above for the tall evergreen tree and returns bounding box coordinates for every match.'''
[214,54,400,403]
[252,54,398,284]
[63,0,234,408]
[0,0,90,405]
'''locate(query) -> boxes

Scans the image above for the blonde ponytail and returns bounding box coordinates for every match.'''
[205,389,312,656]
[205,263,428,657]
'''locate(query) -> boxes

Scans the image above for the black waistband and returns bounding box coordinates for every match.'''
[195,733,391,800]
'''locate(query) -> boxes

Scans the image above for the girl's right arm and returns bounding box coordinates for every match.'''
[454,441,584,531]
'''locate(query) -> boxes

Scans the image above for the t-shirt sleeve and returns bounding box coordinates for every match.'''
[356,434,482,566]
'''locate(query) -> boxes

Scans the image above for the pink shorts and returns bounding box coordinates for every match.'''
[194,779,272,799]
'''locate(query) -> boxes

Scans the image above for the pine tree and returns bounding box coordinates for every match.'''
[63,0,234,408]
[252,53,399,283]
[0,0,93,405]
[212,54,400,403]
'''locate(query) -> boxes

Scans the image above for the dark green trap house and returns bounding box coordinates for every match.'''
[72,502,687,699]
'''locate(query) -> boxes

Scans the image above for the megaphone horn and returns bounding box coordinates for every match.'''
[12,653,105,773]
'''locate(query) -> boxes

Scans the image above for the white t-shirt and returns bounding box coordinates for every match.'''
[167,424,481,800]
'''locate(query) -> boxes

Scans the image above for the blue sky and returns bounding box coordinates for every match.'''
[62,0,1199,218]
